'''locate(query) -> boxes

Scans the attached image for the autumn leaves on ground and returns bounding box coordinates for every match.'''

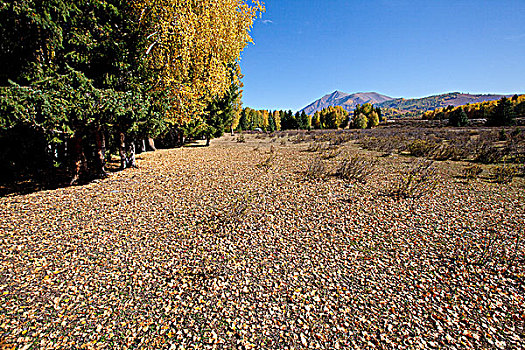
[1,132,524,349]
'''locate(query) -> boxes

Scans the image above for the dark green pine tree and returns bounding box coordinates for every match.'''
[268,113,276,132]
[488,97,516,126]
[298,111,309,130]
[0,0,162,183]
[448,107,469,127]
[281,110,291,130]
[295,112,301,128]
[288,110,298,129]
[239,108,250,131]
[203,83,241,146]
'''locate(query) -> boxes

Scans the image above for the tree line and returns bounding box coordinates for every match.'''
[422,95,525,127]
[236,104,385,132]
[0,0,263,184]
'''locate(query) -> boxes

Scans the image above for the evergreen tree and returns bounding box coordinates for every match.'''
[298,111,310,130]
[312,111,322,129]
[202,82,240,145]
[281,110,297,130]
[295,112,302,128]
[239,108,250,131]
[488,97,516,126]
[268,113,276,132]
[0,0,157,182]
[376,107,386,123]
[448,107,469,127]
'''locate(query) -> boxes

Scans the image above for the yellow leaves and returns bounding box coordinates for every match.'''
[133,0,264,123]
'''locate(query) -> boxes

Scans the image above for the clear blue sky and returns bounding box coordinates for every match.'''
[239,0,525,111]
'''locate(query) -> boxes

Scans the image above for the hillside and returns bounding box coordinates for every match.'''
[301,91,511,117]
[300,91,395,115]
[377,92,510,116]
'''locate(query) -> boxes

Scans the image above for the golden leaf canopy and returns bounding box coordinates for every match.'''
[134,0,264,124]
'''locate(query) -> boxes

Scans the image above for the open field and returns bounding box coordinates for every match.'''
[1,131,524,349]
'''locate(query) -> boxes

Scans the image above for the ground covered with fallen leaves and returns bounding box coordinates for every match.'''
[1,134,524,349]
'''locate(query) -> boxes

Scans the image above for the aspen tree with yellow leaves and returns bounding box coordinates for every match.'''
[133,0,264,124]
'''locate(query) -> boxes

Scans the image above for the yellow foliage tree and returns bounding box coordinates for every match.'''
[273,110,281,131]
[133,0,264,124]
[261,110,270,130]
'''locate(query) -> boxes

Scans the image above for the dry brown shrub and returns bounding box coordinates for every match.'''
[385,160,438,200]
[334,154,377,184]
[490,163,517,184]
[463,164,483,180]
[305,159,327,180]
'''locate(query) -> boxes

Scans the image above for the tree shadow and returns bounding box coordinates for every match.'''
[1,177,73,197]
[1,160,122,198]
[183,140,208,148]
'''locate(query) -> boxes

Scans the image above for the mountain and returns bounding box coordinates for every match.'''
[300,91,395,115]
[300,91,511,116]
[377,92,509,114]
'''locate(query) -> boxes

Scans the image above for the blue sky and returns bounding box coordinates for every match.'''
[239,0,525,111]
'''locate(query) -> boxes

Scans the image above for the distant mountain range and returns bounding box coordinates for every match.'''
[300,91,394,115]
[300,91,511,116]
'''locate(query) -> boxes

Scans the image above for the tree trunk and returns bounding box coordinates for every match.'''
[127,141,137,168]
[138,139,146,154]
[70,134,88,185]
[231,126,234,136]
[147,137,157,151]
[119,132,127,170]
[206,136,210,147]
[94,128,107,176]
[176,128,185,147]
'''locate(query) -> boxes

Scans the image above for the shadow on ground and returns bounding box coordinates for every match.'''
[0,159,123,197]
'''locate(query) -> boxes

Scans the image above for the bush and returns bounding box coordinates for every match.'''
[236,134,246,143]
[386,160,438,200]
[463,164,483,179]
[305,159,327,180]
[474,142,505,164]
[307,142,327,152]
[433,143,462,161]
[441,225,522,270]
[291,133,307,144]
[407,139,438,158]
[358,135,405,154]
[329,133,352,146]
[334,154,377,184]
[490,164,517,184]
[321,148,342,160]
[256,155,275,171]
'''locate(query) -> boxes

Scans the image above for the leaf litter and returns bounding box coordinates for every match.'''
[0,135,524,349]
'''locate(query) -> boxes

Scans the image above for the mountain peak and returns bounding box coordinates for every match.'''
[325,90,349,99]
[301,91,394,115]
